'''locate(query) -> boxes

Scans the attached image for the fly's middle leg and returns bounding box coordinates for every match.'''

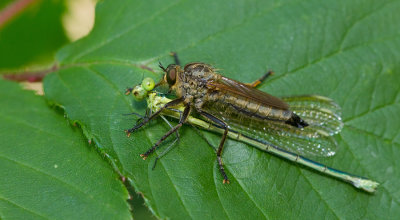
[247,70,274,88]
[151,114,181,170]
[199,110,230,184]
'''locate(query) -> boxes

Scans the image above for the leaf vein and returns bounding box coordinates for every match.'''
[225,166,271,219]
[0,154,119,214]
[344,96,400,123]
[296,168,341,219]
[337,0,395,50]
[0,196,49,220]
[339,135,400,205]
[71,0,185,61]
[156,157,196,219]
[142,0,305,66]
[269,34,400,84]
[211,166,231,220]
[0,113,68,141]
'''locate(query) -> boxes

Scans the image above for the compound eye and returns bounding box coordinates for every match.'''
[166,68,177,85]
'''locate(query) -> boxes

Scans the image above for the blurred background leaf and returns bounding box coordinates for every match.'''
[0,0,68,71]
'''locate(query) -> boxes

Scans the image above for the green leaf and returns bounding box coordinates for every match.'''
[44,0,400,219]
[0,0,68,70]
[0,80,131,219]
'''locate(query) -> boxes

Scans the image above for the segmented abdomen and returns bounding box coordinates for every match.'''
[206,92,293,122]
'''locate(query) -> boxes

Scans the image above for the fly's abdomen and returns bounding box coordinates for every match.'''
[208,92,292,122]
[206,91,308,128]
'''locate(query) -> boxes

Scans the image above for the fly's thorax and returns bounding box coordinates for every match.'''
[172,63,219,106]
[183,62,215,75]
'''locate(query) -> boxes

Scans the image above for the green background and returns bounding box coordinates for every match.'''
[2,0,400,219]
[0,0,68,71]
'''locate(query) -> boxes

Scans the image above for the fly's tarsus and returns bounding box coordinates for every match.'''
[125,87,133,95]
[123,110,151,137]
[199,110,230,183]
[217,156,230,184]
[247,70,274,88]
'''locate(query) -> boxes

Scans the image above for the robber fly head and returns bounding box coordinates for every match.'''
[159,62,182,87]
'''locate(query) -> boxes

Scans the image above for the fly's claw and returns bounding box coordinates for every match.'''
[124,111,147,138]
[125,127,139,137]
[140,146,157,160]
[125,88,133,95]
[222,171,230,184]
[125,123,144,137]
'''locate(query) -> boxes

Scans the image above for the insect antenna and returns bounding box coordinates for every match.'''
[158,61,166,72]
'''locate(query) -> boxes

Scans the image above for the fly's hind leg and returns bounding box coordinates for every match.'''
[199,110,230,184]
[246,70,274,88]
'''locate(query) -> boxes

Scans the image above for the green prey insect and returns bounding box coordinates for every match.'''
[126,76,378,193]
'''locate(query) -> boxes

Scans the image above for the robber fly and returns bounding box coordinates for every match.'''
[126,53,330,184]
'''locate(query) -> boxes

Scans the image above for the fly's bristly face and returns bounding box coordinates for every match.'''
[158,63,183,96]
[164,64,180,86]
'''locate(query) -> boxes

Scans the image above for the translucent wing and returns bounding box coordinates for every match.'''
[283,95,343,136]
[210,95,343,157]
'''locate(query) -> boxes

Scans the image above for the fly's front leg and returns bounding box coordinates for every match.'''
[199,110,230,184]
[247,70,274,88]
[170,52,181,66]
[125,97,184,137]
[140,103,191,160]
[125,87,134,95]
[123,109,149,128]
